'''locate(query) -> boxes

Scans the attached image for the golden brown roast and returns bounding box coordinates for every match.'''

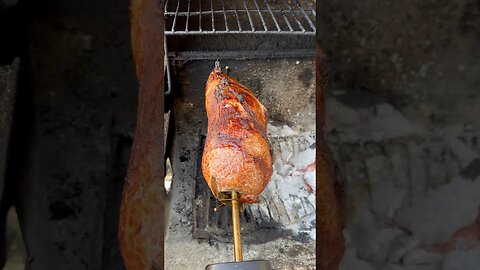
[202,62,272,204]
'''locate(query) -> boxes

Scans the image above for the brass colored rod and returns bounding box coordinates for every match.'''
[231,191,243,261]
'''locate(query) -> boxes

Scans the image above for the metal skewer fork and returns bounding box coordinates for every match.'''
[231,191,243,261]
[205,191,272,270]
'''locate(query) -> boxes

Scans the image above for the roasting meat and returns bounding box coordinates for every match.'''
[202,61,273,204]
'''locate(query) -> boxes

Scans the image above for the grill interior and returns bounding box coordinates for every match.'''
[164,58,316,268]
[164,0,316,35]
[164,0,316,259]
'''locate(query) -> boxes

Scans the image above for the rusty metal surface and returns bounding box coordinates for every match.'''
[118,0,165,269]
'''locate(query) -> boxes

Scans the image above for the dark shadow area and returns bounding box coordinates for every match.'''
[1,0,137,269]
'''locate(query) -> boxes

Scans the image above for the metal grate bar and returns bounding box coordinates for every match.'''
[253,0,268,31]
[281,8,294,32]
[165,9,314,16]
[221,0,229,31]
[243,0,255,31]
[283,0,305,32]
[164,0,316,35]
[171,0,181,32]
[265,1,281,32]
[185,0,191,31]
[303,0,316,16]
[164,35,172,95]
[232,1,242,31]
[294,0,315,30]
[199,0,202,31]
[210,0,214,31]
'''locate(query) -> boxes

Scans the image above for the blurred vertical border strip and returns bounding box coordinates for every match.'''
[315,1,345,269]
[118,0,165,269]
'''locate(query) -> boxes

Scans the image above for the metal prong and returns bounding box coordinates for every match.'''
[215,60,221,72]
[231,191,243,261]
[214,202,226,212]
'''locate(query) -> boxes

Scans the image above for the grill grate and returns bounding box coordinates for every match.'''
[164,0,316,35]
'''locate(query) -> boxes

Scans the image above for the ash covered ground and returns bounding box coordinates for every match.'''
[327,90,480,269]
[320,1,480,269]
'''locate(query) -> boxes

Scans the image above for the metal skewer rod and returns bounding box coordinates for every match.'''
[231,191,243,261]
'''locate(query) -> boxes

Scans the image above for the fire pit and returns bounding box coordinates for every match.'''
[164,59,316,270]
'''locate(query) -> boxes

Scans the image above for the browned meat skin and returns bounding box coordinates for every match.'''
[118,0,164,269]
[202,62,272,204]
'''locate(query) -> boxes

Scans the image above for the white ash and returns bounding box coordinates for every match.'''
[325,97,424,143]
[441,247,480,270]
[327,93,480,269]
[447,138,478,168]
[340,174,480,269]
[340,248,376,270]
[402,248,444,265]
[247,123,316,240]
